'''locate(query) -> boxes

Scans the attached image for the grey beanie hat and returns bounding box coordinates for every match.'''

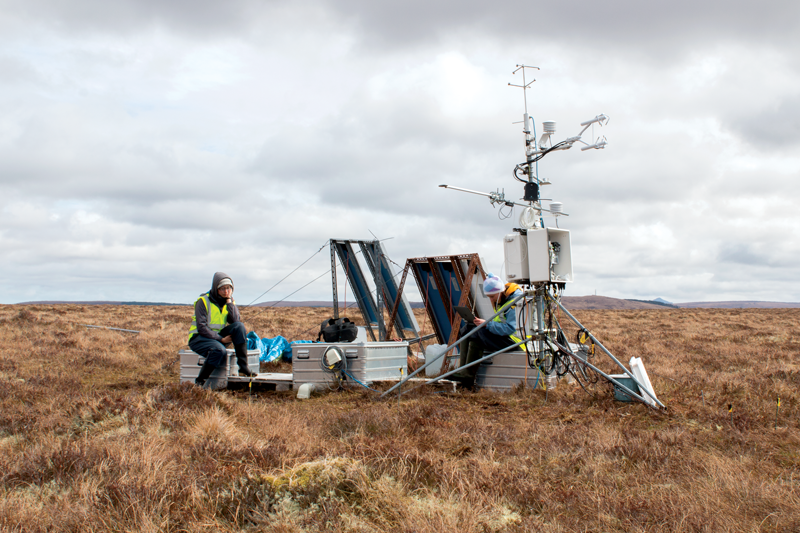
[217,277,233,289]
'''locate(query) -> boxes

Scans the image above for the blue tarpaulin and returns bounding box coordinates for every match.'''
[247,332,313,362]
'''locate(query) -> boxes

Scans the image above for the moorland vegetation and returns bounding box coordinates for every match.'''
[0,304,798,532]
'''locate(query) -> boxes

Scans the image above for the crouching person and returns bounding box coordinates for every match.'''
[453,273,524,390]
[188,272,257,387]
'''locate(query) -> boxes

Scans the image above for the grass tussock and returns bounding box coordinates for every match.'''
[0,304,799,531]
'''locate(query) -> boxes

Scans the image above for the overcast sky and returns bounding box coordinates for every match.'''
[2,0,799,305]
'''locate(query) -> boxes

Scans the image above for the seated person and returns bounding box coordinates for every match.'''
[188,272,257,387]
[453,273,523,389]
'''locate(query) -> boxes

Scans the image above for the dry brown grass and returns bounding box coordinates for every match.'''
[1,304,799,532]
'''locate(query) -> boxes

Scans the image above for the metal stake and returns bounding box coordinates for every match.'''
[397,367,403,407]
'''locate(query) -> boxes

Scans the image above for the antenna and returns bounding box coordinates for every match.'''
[508,65,541,209]
[508,64,539,124]
[441,65,609,225]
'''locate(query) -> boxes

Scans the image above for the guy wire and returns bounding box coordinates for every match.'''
[245,241,328,307]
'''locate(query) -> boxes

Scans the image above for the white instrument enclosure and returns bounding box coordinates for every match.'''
[504,228,573,284]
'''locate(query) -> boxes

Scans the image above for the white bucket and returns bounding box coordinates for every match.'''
[424,344,459,377]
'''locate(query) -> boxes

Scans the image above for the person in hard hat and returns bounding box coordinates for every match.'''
[452,273,524,390]
[188,272,257,387]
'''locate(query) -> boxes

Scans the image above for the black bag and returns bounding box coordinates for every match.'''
[317,317,358,343]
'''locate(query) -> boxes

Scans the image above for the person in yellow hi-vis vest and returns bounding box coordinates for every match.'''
[453,273,523,390]
[188,272,257,387]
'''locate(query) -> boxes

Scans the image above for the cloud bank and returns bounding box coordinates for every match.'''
[2,1,799,305]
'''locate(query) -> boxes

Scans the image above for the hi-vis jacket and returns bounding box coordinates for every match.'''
[187,293,234,343]
[485,284,523,342]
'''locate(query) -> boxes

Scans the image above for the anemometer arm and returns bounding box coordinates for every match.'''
[527,114,610,158]
[438,184,514,207]
[578,114,610,136]
[438,185,566,215]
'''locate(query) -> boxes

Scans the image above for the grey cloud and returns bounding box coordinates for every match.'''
[729,95,800,149]
[9,0,800,61]
[319,1,800,59]
[0,54,40,84]
[4,0,268,37]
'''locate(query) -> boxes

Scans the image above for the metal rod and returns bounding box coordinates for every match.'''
[330,240,339,319]
[401,337,531,396]
[380,292,527,398]
[438,185,568,215]
[555,300,665,408]
[385,260,409,341]
[81,325,140,334]
[403,333,437,345]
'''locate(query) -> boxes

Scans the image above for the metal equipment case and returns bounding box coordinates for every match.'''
[179,349,260,390]
[476,350,546,392]
[292,342,408,387]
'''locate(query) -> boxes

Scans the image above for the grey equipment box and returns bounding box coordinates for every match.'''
[292,342,408,388]
[179,349,260,390]
[476,350,548,392]
[608,374,640,402]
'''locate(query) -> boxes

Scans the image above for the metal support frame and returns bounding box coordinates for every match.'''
[332,240,378,341]
[386,263,411,340]
[443,255,481,371]
[330,239,419,342]
[330,242,339,319]
[406,254,486,346]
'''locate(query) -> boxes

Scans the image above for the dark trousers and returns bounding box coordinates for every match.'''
[188,322,247,368]
[459,321,514,353]
[456,321,514,380]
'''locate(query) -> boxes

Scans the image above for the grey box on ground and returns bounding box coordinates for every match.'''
[476,350,549,392]
[608,374,640,402]
[179,349,260,390]
[292,342,408,387]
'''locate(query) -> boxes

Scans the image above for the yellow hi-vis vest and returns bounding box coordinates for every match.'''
[492,295,525,347]
[187,293,230,343]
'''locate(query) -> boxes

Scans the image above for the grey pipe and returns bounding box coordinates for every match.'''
[380,292,527,398]
[81,324,140,334]
[555,300,665,409]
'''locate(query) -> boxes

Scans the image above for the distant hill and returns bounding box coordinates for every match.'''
[625,298,679,309]
[16,301,188,306]
[677,301,800,309]
[560,296,669,310]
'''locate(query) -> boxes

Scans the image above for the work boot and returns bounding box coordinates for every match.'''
[463,341,485,389]
[234,343,257,377]
[195,361,215,388]
[452,340,482,390]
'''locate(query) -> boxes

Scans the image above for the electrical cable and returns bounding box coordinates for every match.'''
[513,165,528,183]
[497,203,513,220]
[344,370,380,392]
[319,346,347,390]
[552,305,598,388]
